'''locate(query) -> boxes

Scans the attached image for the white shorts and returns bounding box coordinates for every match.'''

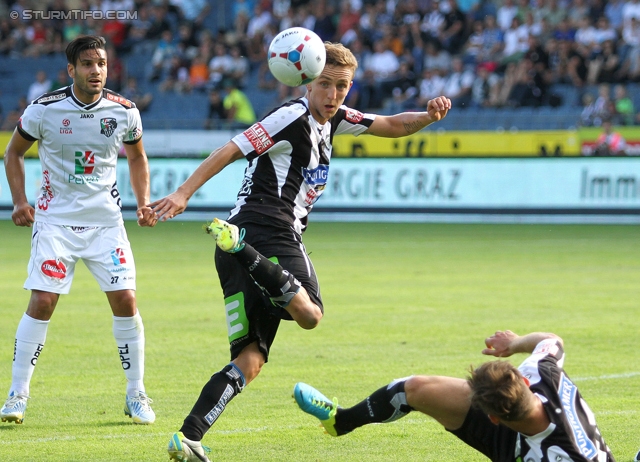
[24,222,137,294]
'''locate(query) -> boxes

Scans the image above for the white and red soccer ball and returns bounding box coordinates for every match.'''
[267,27,326,87]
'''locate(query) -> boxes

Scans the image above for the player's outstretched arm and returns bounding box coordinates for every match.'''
[365,96,451,138]
[124,139,157,228]
[149,141,243,221]
[4,129,36,227]
[482,330,563,358]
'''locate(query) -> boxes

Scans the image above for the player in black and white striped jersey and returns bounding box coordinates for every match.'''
[294,330,616,462]
[151,41,451,462]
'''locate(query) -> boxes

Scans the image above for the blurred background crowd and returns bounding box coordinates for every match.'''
[0,0,639,132]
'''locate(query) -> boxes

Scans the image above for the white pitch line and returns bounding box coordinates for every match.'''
[572,371,640,381]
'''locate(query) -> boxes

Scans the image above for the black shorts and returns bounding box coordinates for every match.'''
[447,407,518,462]
[215,219,322,362]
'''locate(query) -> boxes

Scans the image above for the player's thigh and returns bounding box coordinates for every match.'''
[215,249,280,362]
[24,222,81,295]
[82,225,137,292]
[242,222,323,309]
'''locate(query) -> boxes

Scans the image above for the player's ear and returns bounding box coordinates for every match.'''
[488,414,500,425]
[522,376,530,387]
[67,63,75,79]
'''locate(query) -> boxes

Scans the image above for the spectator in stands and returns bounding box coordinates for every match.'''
[479,14,505,65]
[360,38,400,109]
[189,55,210,92]
[50,69,71,91]
[569,0,590,27]
[470,62,501,107]
[497,0,518,30]
[121,3,154,54]
[227,45,250,90]
[208,43,232,90]
[246,2,273,39]
[173,0,211,30]
[463,19,485,65]
[159,54,190,93]
[501,16,529,65]
[203,88,227,130]
[420,0,445,45]
[150,29,178,82]
[416,68,446,109]
[27,70,51,103]
[605,0,626,31]
[621,16,640,80]
[145,2,172,42]
[313,1,338,42]
[0,96,27,131]
[423,41,452,72]
[553,18,576,42]
[587,39,621,83]
[580,87,613,126]
[594,118,627,155]
[442,56,474,108]
[438,0,468,54]
[335,2,360,43]
[121,76,154,113]
[177,22,200,61]
[222,79,257,129]
[612,83,636,124]
[384,60,419,112]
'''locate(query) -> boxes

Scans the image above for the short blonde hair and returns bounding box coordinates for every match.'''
[324,42,358,77]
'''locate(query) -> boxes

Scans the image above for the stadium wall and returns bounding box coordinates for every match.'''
[1,158,639,224]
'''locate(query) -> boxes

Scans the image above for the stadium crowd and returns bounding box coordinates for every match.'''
[1,0,640,127]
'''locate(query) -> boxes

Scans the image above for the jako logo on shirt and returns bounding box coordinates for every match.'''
[100,118,117,137]
[111,248,127,266]
[41,259,67,279]
[75,150,95,174]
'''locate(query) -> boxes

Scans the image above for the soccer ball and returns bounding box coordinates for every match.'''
[267,27,326,87]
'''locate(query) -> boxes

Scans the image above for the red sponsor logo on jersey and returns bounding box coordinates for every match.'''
[533,340,559,357]
[243,123,274,155]
[37,170,54,210]
[106,92,132,107]
[41,259,67,279]
[345,109,364,124]
[62,119,70,126]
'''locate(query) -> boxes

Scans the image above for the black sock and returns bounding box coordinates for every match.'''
[180,363,246,441]
[231,242,301,307]
[334,378,413,435]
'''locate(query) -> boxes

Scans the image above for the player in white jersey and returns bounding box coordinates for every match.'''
[294,330,616,461]
[1,35,157,426]
[150,42,451,462]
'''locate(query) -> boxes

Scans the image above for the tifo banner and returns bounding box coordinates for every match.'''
[1,158,638,224]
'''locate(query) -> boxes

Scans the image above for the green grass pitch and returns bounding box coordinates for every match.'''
[0,220,638,461]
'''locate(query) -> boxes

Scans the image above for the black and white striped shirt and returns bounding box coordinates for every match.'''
[230,97,375,234]
[516,339,615,461]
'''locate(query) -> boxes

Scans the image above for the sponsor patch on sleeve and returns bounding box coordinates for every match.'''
[106,92,132,107]
[242,122,274,155]
[532,339,560,357]
[345,109,364,124]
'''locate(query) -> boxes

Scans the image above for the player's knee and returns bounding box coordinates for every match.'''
[293,302,323,330]
[26,290,58,319]
[404,375,431,407]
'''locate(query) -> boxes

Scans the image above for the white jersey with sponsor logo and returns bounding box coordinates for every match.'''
[230,97,375,234]
[18,85,142,226]
[515,339,615,461]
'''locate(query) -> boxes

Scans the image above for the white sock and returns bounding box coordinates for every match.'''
[112,313,145,397]
[11,313,49,396]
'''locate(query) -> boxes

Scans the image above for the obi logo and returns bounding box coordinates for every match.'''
[100,117,117,137]
[41,259,67,279]
[74,150,95,174]
[111,248,127,266]
[302,164,329,186]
